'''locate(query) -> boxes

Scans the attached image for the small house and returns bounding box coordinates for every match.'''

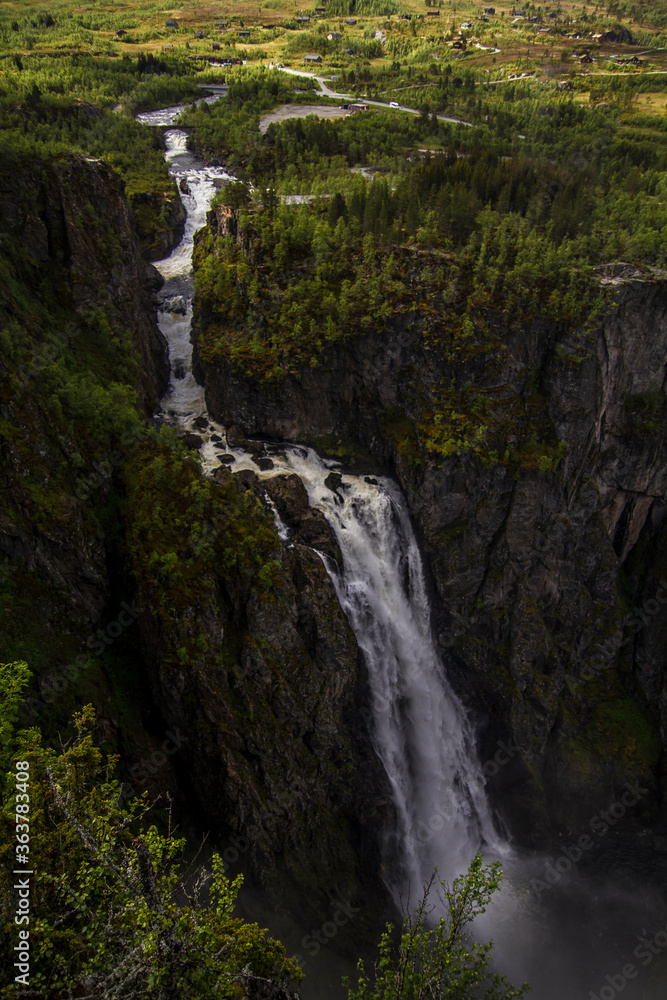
[238,29,250,36]
[296,16,310,23]
[304,53,323,62]
[194,31,207,39]
[484,7,495,13]
[165,20,178,28]
[350,103,369,112]
[115,29,127,37]
[460,21,473,29]
[345,18,357,25]
[400,13,412,19]
[328,31,342,39]
[426,10,440,16]
[451,40,464,48]
[579,53,593,64]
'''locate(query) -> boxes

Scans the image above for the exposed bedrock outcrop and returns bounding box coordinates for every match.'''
[0,155,169,629]
[1,156,395,942]
[129,462,395,943]
[194,252,667,845]
[130,186,186,262]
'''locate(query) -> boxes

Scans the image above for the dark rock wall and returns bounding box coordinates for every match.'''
[193,224,667,845]
[0,155,394,937]
[125,459,395,940]
[0,155,169,629]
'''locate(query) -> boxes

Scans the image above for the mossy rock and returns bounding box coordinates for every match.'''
[563,697,661,796]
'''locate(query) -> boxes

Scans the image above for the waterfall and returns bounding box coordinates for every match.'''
[134,101,667,1000]
[136,108,233,423]
[317,474,504,897]
[246,450,504,899]
[138,102,502,903]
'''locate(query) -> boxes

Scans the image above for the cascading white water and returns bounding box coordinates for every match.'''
[137,101,502,904]
[230,447,505,899]
[319,476,504,896]
[136,101,667,1000]
[136,106,233,422]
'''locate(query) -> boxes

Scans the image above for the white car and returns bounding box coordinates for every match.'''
[390,101,399,108]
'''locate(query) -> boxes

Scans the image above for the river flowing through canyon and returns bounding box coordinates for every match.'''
[136,102,667,1000]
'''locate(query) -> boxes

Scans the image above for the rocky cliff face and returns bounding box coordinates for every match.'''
[193,225,667,845]
[130,186,186,263]
[123,445,395,942]
[0,154,169,632]
[1,154,397,945]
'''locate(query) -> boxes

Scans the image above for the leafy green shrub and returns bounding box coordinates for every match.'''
[345,856,528,1000]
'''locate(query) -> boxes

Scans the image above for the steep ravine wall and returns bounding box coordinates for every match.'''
[0,154,169,629]
[193,236,667,847]
[1,156,395,942]
[124,457,394,938]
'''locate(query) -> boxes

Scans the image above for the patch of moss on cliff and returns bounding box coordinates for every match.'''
[309,433,380,472]
[382,407,422,466]
[417,376,567,471]
[563,697,661,792]
[622,387,667,439]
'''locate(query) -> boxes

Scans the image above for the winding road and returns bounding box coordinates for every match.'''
[270,63,474,126]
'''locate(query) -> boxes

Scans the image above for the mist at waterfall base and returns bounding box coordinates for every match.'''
[138,105,667,1000]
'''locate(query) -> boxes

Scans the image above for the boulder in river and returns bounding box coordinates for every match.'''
[263,475,342,565]
[233,469,259,491]
[164,295,187,315]
[181,432,203,450]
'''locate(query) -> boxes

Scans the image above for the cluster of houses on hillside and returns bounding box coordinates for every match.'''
[611,54,645,65]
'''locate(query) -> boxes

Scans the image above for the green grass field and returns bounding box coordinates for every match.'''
[1,0,666,86]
